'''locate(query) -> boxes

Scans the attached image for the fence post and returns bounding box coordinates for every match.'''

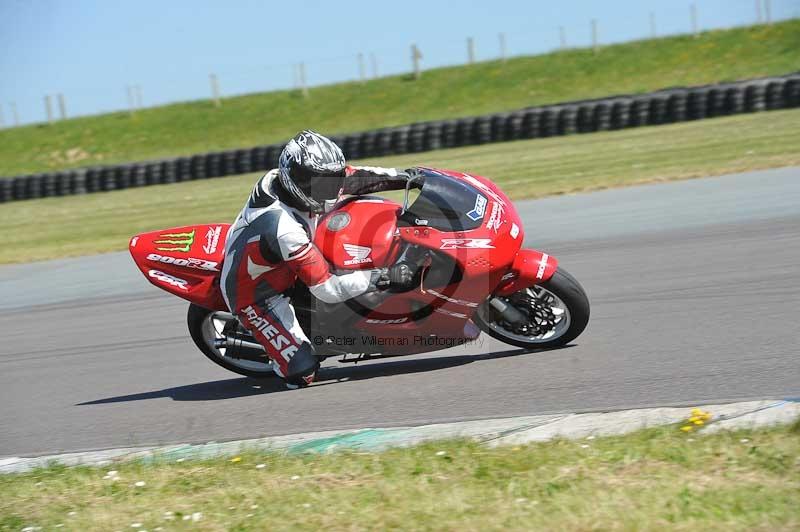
[691,4,698,37]
[126,86,135,115]
[411,44,422,79]
[764,0,771,23]
[135,85,143,109]
[370,53,378,78]
[44,95,53,123]
[210,74,221,107]
[467,37,475,64]
[358,53,365,83]
[591,19,598,53]
[559,26,567,49]
[650,12,657,38]
[756,0,763,23]
[299,63,309,97]
[498,33,506,62]
[57,93,67,120]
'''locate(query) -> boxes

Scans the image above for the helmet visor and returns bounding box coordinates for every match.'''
[292,164,346,202]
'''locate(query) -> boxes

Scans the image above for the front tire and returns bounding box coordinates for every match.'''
[474,267,590,349]
[187,303,277,379]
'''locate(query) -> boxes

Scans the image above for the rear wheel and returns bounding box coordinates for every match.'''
[474,267,590,349]
[187,303,277,379]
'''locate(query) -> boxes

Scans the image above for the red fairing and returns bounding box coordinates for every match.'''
[129,224,230,310]
[315,198,401,270]
[494,249,559,296]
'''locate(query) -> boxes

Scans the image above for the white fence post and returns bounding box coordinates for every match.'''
[498,33,507,62]
[591,19,598,52]
[559,26,567,49]
[370,53,378,79]
[411,44,422,79]
[650,12,657,38]
[210,74,221,107]
[467,37,475,64]
[44,95,53,123]
[299,63,309,97]
[764,0,771,23]
[691,4,698,37]
[57,93,67,120]
[358,53,365,83]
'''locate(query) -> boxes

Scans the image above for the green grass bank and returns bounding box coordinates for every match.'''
[0,20,798,176]
[2,422,798,531]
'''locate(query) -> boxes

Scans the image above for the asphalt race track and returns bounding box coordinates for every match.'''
[2,167,799,458]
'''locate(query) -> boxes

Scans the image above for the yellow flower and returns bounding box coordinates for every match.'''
[681,426,693,432]
[230,456,242,463]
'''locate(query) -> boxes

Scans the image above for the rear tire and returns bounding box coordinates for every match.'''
[187,303,277,379]
[474,267,590,349]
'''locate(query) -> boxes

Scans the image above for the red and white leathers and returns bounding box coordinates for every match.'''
[220,165,408,384]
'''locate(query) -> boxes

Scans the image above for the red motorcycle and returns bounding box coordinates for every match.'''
[129,167,589,378]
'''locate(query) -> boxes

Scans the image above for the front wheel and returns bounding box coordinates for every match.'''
[187,303,277,379]
[474,268,590,349]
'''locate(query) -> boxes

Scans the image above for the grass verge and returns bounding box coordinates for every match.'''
[2,108,799,265]
[1,423,799,531]
[0,20,798,176]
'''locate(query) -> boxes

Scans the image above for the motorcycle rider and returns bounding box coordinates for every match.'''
[220,130,419,388]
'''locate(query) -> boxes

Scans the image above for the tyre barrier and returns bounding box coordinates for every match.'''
[667,91,688,123]
[629,97,651,127]
[423,122,443,151]
[3,72,798,202]
[610,99,631,129]
[539,107,557,137]
[785,77,800,107]
[744,82,767,112]
[440,121,457,148]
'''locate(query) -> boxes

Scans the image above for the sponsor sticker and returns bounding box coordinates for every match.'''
[486,201,504,232]
[242,305,298,362]
[130,236,139,247]
[466,194,488,222]
[536,253,549,280]
[428,288,479,308]
[510,223,520,239]
[440,238,495,250]
[147,253,218,271]
[343,244,373,266]
[433,307,468,319]
[148,269,189,290]
[203,226,222,254]
[365,317,409,324]
[154,230,195,253]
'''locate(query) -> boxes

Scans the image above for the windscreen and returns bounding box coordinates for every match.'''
[400,170,487,232]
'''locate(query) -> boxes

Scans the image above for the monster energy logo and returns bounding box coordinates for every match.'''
[154,230,195,252]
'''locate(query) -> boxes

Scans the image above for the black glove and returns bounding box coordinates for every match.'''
[375,262,416,290]
[402,167,425,188]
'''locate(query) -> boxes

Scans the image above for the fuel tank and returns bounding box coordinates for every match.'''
[315,197,401,270]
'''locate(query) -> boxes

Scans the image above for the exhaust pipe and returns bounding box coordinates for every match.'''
[488,297,528,325]
[214,335,266,352]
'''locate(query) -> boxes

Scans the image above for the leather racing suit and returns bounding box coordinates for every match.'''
[220,165,410,385]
